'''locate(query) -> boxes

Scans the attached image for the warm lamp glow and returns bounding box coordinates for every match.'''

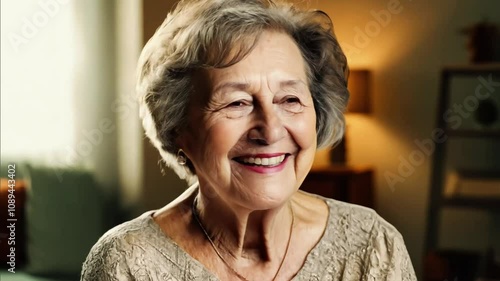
[347,69,372,114]
[328,69,372,164]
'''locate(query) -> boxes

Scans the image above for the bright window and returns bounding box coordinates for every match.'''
[1,0,76,162]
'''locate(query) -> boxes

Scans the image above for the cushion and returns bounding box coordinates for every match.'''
[23,165,107,278]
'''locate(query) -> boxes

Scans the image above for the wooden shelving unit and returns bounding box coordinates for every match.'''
[446,129,500,138]
[425,63,500,252]
[442,197,500,211]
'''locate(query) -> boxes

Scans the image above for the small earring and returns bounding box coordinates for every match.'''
[177,149,187,165]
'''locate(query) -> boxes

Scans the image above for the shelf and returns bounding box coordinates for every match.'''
[426,63,500,251]
[442,197,500,210]
[445,129,500,138]
[442,63,500,75]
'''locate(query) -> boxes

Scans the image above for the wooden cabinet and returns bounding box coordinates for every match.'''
[301,165,375,209]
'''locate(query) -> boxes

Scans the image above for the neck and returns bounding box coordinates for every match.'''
[193,186,294,266]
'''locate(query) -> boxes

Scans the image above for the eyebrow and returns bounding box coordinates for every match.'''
[212,79,308,95]
[279,79,308,90]
[212,82,250,94]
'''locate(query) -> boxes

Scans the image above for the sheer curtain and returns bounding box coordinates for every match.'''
[1,0,122,189]
[1,0,76,161]
[72,0,118,188]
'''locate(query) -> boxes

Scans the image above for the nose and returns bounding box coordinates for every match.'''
[248,103,286,145]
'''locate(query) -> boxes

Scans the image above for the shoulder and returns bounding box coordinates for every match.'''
[324,197,403,241]
[91,211,156,252]
[81,211,157,280]
[323,198,416,280]
[295,191,404,251]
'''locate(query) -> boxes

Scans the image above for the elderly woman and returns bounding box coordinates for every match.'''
[82,0,416,280]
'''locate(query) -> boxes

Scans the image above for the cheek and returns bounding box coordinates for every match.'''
[205,121,242,155]
[196,120,248,186]
[189,117,243,173]
[286,109,317,150]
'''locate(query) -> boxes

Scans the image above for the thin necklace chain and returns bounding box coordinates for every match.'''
[191,197,294,281]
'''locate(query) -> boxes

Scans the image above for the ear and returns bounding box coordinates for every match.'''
[174,128,192,157]
[175,131,186,152]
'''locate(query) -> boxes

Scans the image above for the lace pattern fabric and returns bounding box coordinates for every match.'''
[81,196,417,281]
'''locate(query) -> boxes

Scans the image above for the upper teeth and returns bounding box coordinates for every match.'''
[241,155,286,166]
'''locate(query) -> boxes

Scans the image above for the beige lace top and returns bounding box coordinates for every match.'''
[81,196,417,281]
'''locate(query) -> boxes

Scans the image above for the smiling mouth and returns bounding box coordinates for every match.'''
[233,154,289,167]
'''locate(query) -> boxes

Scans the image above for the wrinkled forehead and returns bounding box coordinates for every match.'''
[193,31,309,98]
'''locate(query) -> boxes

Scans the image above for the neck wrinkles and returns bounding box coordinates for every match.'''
[193,188,294,265]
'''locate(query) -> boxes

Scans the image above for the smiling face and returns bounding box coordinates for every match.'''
[179,31,317,210]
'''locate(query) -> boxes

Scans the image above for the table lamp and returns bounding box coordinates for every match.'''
[330,69,372,164]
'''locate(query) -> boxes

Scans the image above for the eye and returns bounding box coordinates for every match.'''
[280,96,304,113]
[228,100,247,108]
[285,97,301,104]
[222,99,253,119]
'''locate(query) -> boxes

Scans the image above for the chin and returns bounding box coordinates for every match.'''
[235,181,297,210]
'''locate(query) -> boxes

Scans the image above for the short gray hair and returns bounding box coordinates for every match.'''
[137,0,349,182]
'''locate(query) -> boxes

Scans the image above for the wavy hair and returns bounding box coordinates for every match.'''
[137,0,349,182]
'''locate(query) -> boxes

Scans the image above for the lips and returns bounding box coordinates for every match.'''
[233,154,289,167]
